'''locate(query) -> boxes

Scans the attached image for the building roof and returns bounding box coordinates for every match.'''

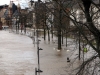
[0,5,8,10]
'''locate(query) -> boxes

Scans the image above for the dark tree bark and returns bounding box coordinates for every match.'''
[57,3,62,50]
[82,0,100,56]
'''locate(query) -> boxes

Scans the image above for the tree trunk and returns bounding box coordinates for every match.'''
[43,27,46,41]
[58,28,61,50]
[62,30,63,44]
[66,30,67,47]
[57,3,62,50]
[47,27,50,42]
[79,31,81,60]
[51,25,53,41]
[82,0,100,57]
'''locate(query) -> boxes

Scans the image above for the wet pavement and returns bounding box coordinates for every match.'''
[0,29,92,75]
[0,30,37,75]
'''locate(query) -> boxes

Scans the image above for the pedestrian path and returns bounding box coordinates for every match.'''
[0,30,37,75]
[0,29,95,75]
[10,29,83,75]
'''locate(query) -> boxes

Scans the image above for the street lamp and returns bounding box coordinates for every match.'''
[30,0,43,74]
[35,45,43,75]
[35,30,43,75]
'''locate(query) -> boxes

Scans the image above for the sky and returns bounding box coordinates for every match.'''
[0,0,39,9]
[0,0,21,5]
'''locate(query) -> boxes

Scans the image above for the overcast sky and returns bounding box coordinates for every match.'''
[0,0,39,9]
[0,0,19,5]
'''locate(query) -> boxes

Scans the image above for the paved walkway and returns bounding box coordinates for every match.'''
[0,30,37,75]
[0,29,87,75]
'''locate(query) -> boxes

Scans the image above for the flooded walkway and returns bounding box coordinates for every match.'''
[0,30,83,75]
[0,30,37,75]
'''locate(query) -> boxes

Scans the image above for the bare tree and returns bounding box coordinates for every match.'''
[52,0,100,75]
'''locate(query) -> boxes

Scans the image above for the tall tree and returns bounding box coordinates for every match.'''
[53,0,100,75]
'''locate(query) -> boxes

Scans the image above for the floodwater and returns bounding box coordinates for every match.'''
[0,30,94,75]
[0,30,37,75]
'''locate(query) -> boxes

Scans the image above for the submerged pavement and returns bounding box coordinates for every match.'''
[0,30,83,75]
[0,30,37,75]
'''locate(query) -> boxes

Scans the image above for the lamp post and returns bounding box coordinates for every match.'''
[79,30,81,60]
[35,30,43,75]
[30,0,43,74]
[76,10,81,60]
[36,1,43,74]
[36,39,43,75]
